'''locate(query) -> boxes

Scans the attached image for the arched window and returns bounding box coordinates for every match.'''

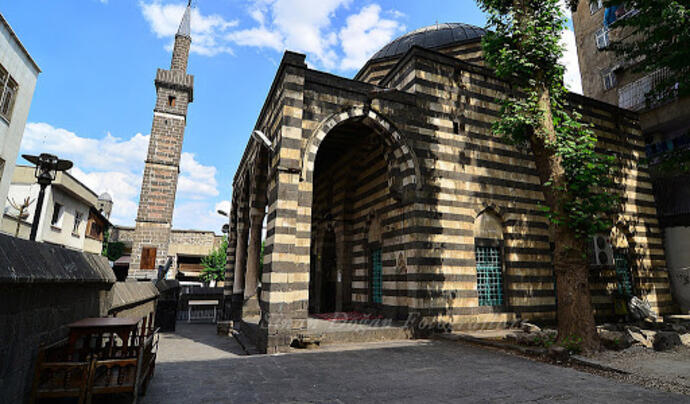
[474,210,504,307]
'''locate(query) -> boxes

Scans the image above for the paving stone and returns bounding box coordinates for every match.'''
[136,323,687,403]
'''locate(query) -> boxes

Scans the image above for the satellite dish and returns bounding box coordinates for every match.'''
[251,130,274,152]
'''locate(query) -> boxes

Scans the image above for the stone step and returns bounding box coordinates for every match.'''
[449,312,519,331]
[304,325,413,346]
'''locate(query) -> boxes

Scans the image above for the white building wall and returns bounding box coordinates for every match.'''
[0,16,40,227]
[4,183,91,252]
[40,187,90,251]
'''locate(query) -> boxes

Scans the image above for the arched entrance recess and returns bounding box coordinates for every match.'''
[301,107,422,316]
[301,107,422,196]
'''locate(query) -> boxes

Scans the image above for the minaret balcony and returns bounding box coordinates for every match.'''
[155,69,194,100]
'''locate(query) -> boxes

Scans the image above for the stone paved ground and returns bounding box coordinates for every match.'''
[140,324,690,404]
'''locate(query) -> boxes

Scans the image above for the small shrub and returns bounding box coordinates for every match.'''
[532,333,556,348]
[561,334,583,354]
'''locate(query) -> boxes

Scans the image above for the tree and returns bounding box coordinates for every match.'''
[104,241,125,262]
[585,0,690,103]
[7,196,35,237]
[476,0,621,352]
[101,229,125,262]
[200,236,228,283]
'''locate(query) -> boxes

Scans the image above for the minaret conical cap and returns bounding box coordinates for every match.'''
[177,1,192,38]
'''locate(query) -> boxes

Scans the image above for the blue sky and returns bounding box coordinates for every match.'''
[2,0,579,233]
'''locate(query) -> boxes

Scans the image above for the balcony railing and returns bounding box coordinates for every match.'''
[618,69,672,111]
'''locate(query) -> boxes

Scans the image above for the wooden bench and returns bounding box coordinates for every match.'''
[30,316,158,404]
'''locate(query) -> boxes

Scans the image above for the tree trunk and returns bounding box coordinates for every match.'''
[529,84,600,353]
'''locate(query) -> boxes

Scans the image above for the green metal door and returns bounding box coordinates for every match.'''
[475,246,504,307]
[614,253,634,296]
[372,249,382,304]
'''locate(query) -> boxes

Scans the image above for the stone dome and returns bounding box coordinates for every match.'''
[369,22,486,62]
[98,192,113,202]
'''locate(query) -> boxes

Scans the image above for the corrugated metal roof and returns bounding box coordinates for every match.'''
[370,22,486,61]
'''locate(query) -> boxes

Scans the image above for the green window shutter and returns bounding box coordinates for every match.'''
[372,249,382,304]
[614,253,634,296]
[475,246,504,307]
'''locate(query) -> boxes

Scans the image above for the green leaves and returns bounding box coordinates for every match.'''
[200,236,229,283]
[604,0,690,103]
[478,0,621,239]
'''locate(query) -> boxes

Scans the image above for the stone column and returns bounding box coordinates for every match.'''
[256,52,308,354]
[231,205,249,322]
[222,204,237,320]
[243,206,265,318]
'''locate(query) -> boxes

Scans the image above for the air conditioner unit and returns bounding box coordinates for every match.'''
[591,234,614,266]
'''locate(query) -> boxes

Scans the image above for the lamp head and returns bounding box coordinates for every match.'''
[251,130,274,152]
[22,153,73,186]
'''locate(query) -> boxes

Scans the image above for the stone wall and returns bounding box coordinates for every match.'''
[108,281,159,321]
[355,40,483,85]
[0,233,115,403]
[169,229,222,251]
[0,233,161,402]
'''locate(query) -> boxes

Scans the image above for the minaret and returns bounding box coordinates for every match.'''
[130,2,194,279]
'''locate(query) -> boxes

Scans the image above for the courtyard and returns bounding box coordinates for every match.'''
[140,324,687,403]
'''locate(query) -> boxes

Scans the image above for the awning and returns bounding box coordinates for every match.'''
[114,255,131,266]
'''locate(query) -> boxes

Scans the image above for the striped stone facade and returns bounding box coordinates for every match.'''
[227,43,672,353]
[356,41,484,85]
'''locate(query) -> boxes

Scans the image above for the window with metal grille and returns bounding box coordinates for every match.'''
[0,63,17,122]
[595,26,610,50]
[475,246,503,306]
[371,248,382,304]
[72,211,84,235]
[590,0,603,14]
[614,253,634,296]
[602,69,617,91]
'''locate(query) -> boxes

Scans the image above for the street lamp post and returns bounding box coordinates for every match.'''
[22,153,73,241]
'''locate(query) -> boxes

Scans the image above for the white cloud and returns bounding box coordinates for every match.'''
[142,0,406,72]
[560,28,583,94]
[230,0,407,71]
[339,4,405,70]
[140,1,238,56]
[69,167,141,222]
[172,201,228,232]
[20,123,223,229]
[178,152,219,199]
[21,123,148,171]
[226,27,284,52]
[266,0,352,69]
